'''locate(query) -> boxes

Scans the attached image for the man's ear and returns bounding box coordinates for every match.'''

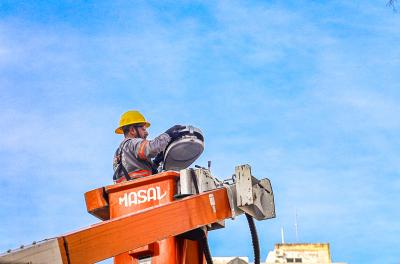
[129,126,136,136]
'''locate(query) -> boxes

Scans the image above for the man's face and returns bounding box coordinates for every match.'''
[135,124,148,139]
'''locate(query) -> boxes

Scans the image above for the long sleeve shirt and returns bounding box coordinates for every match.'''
[113,133,171,182]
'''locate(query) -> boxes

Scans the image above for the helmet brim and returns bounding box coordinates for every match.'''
[115,122,151,134]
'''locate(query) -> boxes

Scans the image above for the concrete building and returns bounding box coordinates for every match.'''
[213,243,346,264]
[265,243,346,264]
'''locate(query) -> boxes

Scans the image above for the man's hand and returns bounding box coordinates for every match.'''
[165,125,185,140]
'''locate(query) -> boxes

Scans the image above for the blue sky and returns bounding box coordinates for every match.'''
[1,1,400,263]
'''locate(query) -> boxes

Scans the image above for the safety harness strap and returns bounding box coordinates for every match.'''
[113,139,132,182]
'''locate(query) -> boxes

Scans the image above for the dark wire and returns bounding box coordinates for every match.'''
[245,213,260,264]
[200,231,214,264]
[183,228,213,264]
[199,214,260,264]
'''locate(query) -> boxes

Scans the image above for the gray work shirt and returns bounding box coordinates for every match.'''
[113,133,171,181]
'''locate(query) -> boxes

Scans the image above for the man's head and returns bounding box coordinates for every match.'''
[115,110,150,139]
[122,123,149,139]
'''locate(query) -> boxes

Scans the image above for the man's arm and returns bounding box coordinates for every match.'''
[135,133,171,160]
[133,125,185,160]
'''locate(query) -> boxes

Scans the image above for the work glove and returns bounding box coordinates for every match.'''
[165,125,185,140]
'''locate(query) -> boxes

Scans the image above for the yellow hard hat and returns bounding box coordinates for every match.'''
[115,110,151,134]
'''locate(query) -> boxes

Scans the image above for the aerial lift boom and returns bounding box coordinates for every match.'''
[0,165,275,264]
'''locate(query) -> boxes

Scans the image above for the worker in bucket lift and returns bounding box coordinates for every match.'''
[113,110,184,183]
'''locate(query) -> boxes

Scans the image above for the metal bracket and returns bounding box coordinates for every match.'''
[235,165,253,207]
[179,168,218,195]
[234,165,276,220]
[178,164,275,227]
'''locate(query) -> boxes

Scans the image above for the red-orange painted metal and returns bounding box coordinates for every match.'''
[109,171,179,264]
[79,171,231,264]
[64,185,231,263]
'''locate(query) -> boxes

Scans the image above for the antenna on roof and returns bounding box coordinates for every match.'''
[294,209,299,242]
[281,226,285,244]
